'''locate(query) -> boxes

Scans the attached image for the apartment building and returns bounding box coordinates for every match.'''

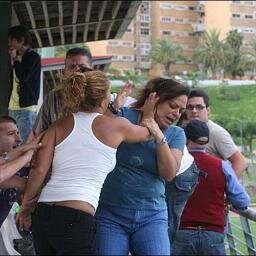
[88,1,256,77]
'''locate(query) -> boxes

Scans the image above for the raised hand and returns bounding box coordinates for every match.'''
[113,81,133,109]
[140,92,159,119]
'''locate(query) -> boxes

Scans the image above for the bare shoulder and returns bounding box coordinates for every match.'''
[46,115,74,144]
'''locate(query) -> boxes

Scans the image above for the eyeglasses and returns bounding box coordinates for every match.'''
[169,101,186,114]
[66,64,93,73]
[186,104,206,111]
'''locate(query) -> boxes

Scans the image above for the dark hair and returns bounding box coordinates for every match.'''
[176,112,188,128]
[189,89,210,107]
[0,116,17,125]
[62,70,110,115]
[66,47,92,65]
[132,78,190,109]
[8,25,31,46]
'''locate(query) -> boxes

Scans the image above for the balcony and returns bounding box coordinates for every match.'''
[192,23,205,33]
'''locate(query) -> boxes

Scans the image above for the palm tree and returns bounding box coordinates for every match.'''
[224,30,244,79]
[193,29,225,79]
[148,39,185,77]
[241,39,256,79]
[121,70,147,86]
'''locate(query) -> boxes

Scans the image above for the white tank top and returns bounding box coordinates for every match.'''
[38,112,117,210]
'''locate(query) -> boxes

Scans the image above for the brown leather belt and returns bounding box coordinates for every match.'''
[180,225,207,230]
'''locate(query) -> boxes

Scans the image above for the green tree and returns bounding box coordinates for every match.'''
[193,29,225,79]
[106,67,122,80]
[148,39,185,77]
[224,30,244,79]
[121,70,146,86]
[241,38,256,79]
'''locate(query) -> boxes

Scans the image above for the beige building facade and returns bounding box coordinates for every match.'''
[88,1,256,77]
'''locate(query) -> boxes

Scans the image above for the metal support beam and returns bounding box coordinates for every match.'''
[0,1,11,115]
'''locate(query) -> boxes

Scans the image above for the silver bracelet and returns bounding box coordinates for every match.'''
[156,136,167,145]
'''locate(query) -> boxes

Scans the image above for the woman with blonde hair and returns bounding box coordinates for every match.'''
[16,71,161,255]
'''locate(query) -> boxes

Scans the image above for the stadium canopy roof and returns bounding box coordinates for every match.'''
[11,0,140,48]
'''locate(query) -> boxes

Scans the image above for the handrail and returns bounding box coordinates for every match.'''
[227,206,256,256]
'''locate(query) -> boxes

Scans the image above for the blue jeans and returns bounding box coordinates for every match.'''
[9,109,36,142]
[173,229,226,255]
[95,205,170,255]
[165,162,199,243]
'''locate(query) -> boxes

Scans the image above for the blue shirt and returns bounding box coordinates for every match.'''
[99,107,186,210]
[189,148,250,210]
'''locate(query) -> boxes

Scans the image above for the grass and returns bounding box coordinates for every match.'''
[111,83,256,122]
[226,216,256,255]
[203,84,256,122]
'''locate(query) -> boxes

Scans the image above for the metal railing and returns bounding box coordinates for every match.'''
[226,206,256,255]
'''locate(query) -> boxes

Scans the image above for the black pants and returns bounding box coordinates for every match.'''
[32,203,97,255]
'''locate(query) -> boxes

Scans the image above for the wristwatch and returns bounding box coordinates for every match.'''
[2,152,9,162]
[156,136,167,145]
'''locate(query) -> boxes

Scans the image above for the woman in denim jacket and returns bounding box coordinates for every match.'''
[96,78,190,255]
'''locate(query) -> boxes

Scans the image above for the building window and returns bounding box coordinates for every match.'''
[122,41,134,47]
[188,32,195,36]
[140,15,150,22]
[161,16,172,23]
[160,3,172,10]
[122,55,134,62]
[141,28,149,36]
[140,56,149,62]
[175,18,184,23]
[112,55,119,61]
[244,1,253,5]
[173,5,186,11]
[174,31,185,36]
[140,2,149,14]
[243,28,254,33]
[140,22,149,27]
[126,28,133,33]
[140,43,151,54]
[188,6,195,11]
[245,14,253,19]
[232,0,240,3]
[107,41,119,46]
[162,31,171,35]
[232,13,241,18]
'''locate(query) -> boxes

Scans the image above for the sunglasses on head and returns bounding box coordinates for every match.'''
[79,66,93,73]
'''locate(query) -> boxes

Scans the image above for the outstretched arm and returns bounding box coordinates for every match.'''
[0,133,43,165]
[0,150,34,185]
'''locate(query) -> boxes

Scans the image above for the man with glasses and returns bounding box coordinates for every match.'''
[185,89,246,177]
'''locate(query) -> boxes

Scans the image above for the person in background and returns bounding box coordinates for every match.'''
[185,89,247,177]
[0,116,41,227]
[173,119,250,255]
[32,46,133,135]
[96,77,190,255]
[16,71,160,255]
[8,25,41,142]
[32,47,93,134]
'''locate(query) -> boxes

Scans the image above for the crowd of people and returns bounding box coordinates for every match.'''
[0,25,250,256]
